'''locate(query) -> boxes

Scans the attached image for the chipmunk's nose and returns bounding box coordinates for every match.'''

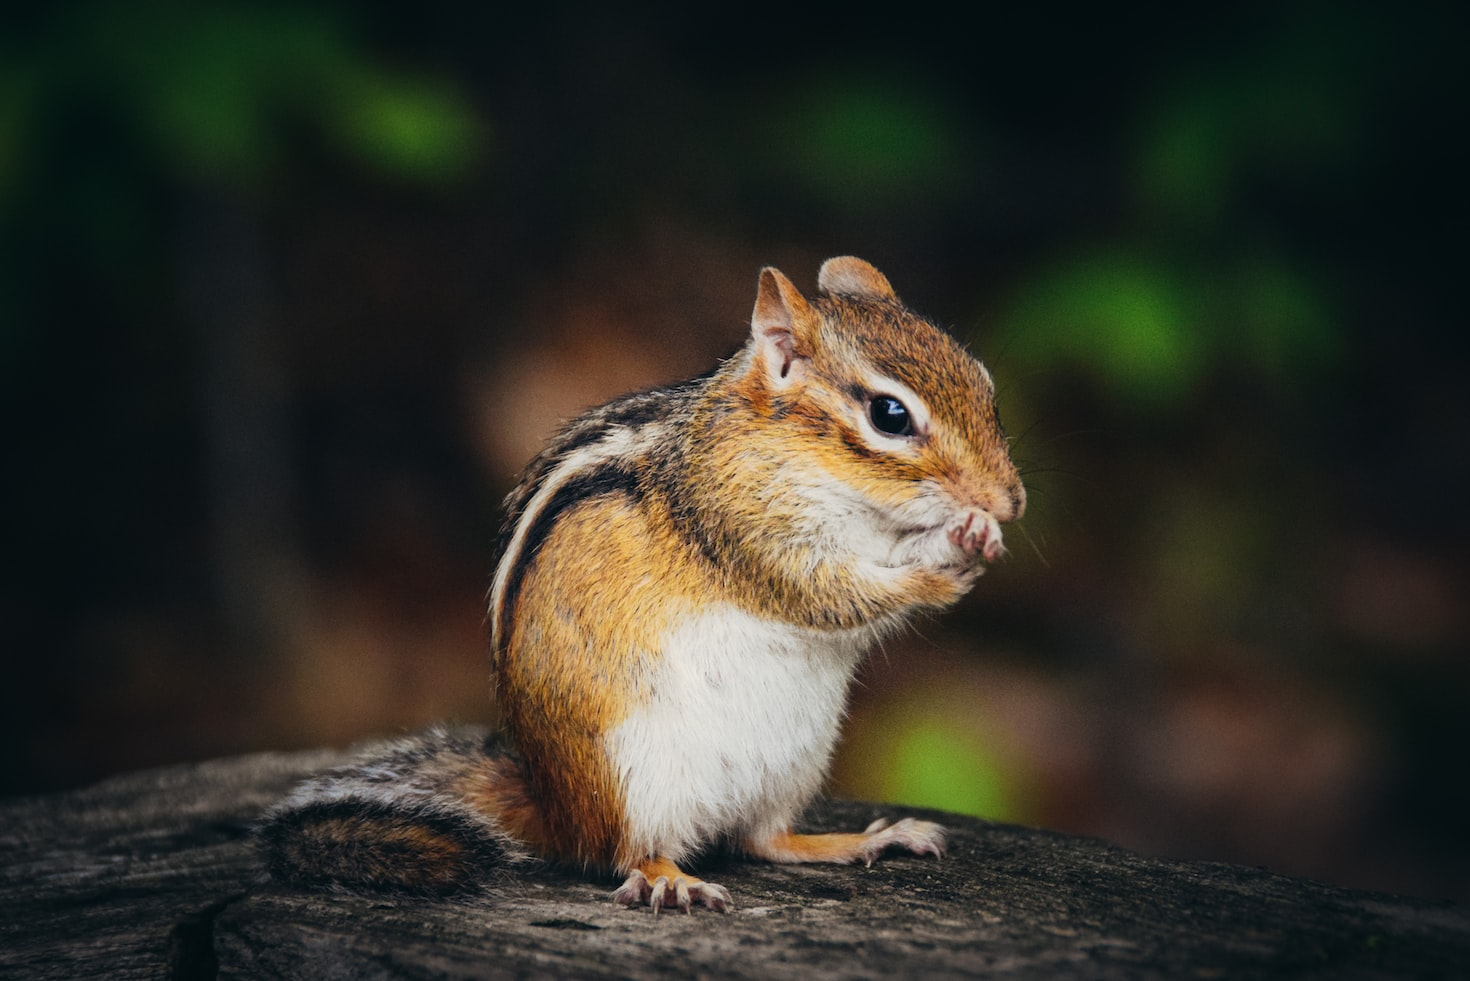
[964,478,1025,525]
[1002,481,1026,523]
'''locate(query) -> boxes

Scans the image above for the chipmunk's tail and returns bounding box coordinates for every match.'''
[258,726,539,895]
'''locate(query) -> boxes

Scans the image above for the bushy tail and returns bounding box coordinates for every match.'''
[258,726,535,895]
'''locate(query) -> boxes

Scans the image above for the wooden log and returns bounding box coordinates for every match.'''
[2,740,1466,979]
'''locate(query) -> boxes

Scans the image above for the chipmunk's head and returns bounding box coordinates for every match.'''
[740,256,1025,602]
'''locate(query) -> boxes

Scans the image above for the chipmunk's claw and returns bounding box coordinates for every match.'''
[612,869,732,914]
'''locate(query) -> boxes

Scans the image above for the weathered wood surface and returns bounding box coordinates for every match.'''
[2,744,1466,980]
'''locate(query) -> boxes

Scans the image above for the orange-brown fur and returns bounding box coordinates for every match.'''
[496,493,718,868]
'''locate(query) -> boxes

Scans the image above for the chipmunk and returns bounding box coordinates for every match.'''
[259,256,1025,912]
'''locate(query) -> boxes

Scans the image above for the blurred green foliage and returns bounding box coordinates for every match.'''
[856,695,1030,824]
[0,1,487,396]
[995,13,1377,410]
[883,716,1020,822]
[0,2,485,204]
[1132,44,1355,230]
[762,72,970,213]
[1002,247,1336,409]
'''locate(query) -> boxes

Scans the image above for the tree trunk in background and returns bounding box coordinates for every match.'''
[179,192,305,651]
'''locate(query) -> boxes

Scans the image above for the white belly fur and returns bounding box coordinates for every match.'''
[604,604,880,864]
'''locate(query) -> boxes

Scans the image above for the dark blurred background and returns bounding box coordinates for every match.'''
[4,3,1467,902]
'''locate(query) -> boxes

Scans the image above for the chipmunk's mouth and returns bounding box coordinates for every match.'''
[887,509,1004,565]
[798,477,1003,575]
[868,518,994,579]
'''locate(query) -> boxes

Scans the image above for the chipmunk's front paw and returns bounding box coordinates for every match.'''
[949,508,1005,563]
[857,817,946,866]
[612,868,733,914]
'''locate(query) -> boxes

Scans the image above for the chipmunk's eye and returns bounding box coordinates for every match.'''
[868,395,914,437]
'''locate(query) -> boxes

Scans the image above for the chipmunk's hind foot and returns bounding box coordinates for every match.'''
[612,858,732,914]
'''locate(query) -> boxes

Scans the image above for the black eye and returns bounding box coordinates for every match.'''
[868,395,914,437]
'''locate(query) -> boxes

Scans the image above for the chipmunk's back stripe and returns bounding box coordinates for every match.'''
[488,378,707,648]
[536,380,703,468]
[489,435,650,648]
[493,463,642,647]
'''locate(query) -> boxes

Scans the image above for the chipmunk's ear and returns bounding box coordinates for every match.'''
[817,256,899,303]
[751,266,819,389]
